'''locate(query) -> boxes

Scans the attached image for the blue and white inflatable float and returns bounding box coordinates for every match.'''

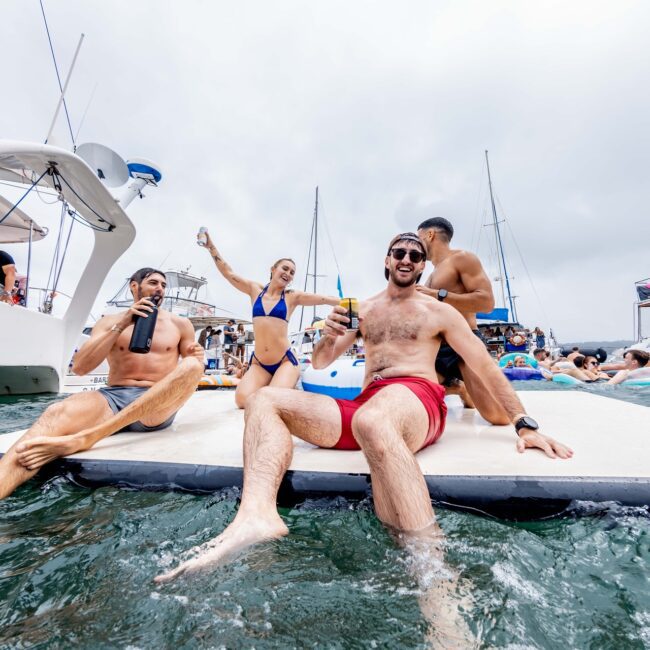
[552,373,650,387]
[302,358,365,400]
[498,353,546,381]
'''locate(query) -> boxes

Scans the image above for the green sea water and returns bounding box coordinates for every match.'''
[1,385,649,649]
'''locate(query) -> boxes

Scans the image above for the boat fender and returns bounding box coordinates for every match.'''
[560,347,607,363]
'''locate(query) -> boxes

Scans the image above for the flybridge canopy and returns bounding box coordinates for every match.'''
[0,195,47,244]
[477,307,510,322]
[166,271,208,292]
[635,278,650,304]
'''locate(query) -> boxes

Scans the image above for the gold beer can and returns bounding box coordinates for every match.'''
[339,298,359,330]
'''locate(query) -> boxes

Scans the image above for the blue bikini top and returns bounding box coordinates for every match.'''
[252,285,288,321]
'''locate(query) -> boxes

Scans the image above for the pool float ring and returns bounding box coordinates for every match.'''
[552,374,650,387]
[498,353,538,368]
[509,334,526,347]
[502,367,545,381]
[302,358,365,400]
[197,374,237,390]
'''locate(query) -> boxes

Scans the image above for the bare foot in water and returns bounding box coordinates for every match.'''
[16,434,86,470]
[154,512,289,584]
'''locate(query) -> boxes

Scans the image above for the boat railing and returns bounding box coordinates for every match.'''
[108,296,215,318]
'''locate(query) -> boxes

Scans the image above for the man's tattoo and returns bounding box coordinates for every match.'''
[212,252,222,263]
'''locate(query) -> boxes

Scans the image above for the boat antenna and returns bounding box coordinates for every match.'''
[299,186,324,330]
[41,6,84,148]
[485,150,517,322]
[313,186,319,322]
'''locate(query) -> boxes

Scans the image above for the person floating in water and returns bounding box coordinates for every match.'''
[156,233,572,583]
[200,229,339,408]
[0,268,205,499]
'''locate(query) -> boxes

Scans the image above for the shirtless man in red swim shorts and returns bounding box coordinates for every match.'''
[156,233,572,583]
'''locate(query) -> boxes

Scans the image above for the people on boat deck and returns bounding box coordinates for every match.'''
[416,217,514,425]
[608,349,650,385]
[235,323,247,362]
[200,229,339,408]
[533,327,546,349]
[205,328,223,370]
[197,325,213,349]
[0,268,205,501]
[0,250,17,305]
[156,232,572,584]
[223,319,236,355]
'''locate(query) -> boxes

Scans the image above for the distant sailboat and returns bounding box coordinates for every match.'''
[476,151,531,354]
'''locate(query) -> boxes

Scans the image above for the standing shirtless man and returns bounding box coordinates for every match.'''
[156,233,572,583]
[0,268,204,500]
[416,217,510,424]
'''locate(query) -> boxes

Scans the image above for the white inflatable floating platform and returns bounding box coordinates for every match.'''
[1,390,648,517]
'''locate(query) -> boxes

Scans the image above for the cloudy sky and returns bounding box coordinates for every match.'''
[2,0,649,341]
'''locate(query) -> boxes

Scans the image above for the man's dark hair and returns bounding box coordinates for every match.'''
[625,349,649,367]
[129,268,166,284]
[215,329,223,334]
[417,217,454,242]
[533,348,546,358]
[228,319,235,324]
[384,232,426,281]
[571,346,579,352]
[573,354,586,368]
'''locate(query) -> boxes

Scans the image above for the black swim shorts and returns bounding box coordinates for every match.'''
[98,386,177,433]
[435,329,486,386]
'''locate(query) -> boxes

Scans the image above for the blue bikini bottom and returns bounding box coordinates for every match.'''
[250,348,299,376]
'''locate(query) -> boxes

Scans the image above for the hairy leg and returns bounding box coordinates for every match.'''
[0,392,114,499]
[16,357,203,471]
[458,360,510,425]
[397,523,475,648]
[155,387,341,583]
[352,384,434,531]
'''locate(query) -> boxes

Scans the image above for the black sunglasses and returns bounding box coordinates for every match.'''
[390,248,426,263]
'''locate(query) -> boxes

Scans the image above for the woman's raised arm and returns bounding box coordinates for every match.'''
[202,230,258,297]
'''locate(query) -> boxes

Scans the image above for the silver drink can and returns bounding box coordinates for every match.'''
[197,227,208,247]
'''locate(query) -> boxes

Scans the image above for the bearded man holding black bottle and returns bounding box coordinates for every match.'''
[0,268,204,500]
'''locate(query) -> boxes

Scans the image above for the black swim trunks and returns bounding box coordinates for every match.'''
[98,386,178,433]
[435,329,486,386]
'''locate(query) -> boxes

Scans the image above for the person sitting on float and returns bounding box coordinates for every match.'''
[607,349,650,385]
[200,229,339,407]
[513,355,530,368]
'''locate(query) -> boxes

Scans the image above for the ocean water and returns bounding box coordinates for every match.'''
[1,385,649,648]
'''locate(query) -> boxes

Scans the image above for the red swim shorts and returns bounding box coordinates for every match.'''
[332,376,447,451]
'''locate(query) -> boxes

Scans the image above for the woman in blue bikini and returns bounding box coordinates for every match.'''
[201,230,339,408]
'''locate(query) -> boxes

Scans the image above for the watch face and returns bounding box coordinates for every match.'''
[438,289,448,301]
[519,416,539,430]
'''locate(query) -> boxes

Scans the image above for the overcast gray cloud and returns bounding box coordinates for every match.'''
[2,0,649,341]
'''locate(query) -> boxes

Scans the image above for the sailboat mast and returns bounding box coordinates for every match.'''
[485,150,517,322]
[313,186,318,321]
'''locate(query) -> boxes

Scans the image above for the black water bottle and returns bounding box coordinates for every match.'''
[129,295,161,354]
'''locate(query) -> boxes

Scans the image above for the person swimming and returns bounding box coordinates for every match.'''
[200,229,339,408]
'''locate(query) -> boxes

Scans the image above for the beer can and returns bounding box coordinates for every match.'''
[339,297,359,330]
[197,227,208,247]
